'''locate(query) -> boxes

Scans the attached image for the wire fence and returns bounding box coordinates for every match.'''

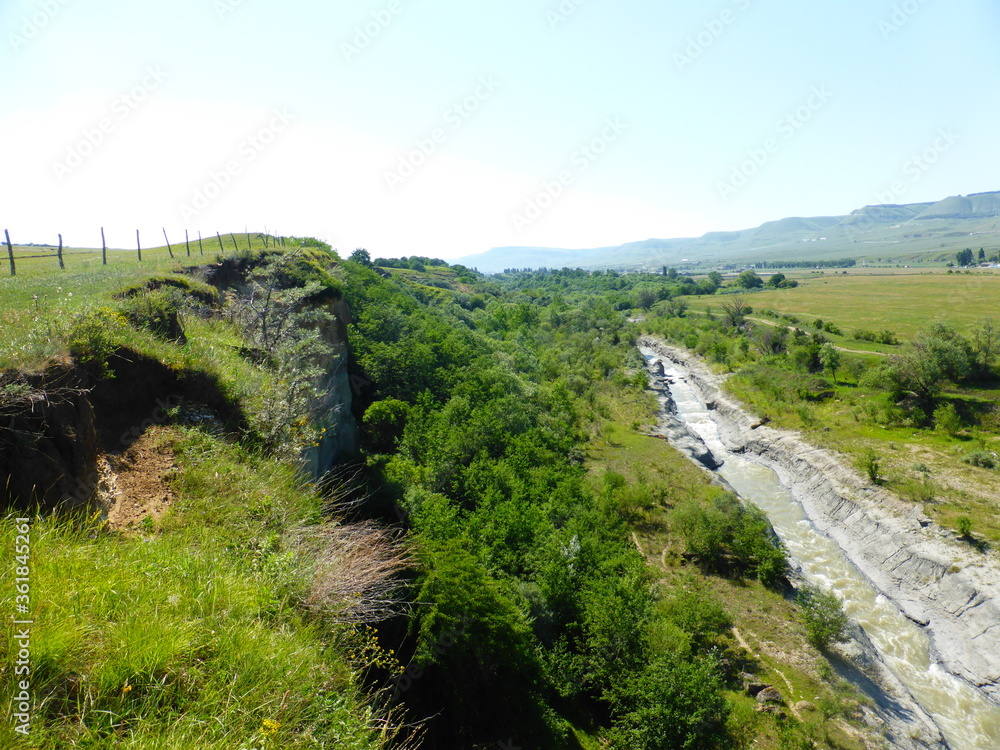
[3,227,287,277]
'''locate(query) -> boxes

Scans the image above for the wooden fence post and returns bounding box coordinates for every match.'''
[136,229,142,262]
[101,227,107,265]
[185,229,191,257]
[198,230,204,256]
[216,231,224,254]
[57,234,64,269]
[162,228,174,259]
[230,233,239,253]
[5,229,14,276]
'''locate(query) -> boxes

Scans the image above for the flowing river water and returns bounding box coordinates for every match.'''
[643,350,1000,750]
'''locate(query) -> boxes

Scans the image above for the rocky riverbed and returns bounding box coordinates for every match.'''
[640,337,1000,749]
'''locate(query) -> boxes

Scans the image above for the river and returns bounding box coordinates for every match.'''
[642,348,1000,750]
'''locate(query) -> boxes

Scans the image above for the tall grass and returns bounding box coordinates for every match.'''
[0,425,394,749]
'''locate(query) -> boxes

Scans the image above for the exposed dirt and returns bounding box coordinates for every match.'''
[102,427,175,532]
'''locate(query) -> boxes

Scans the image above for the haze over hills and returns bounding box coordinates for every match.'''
[457,191,1000,273]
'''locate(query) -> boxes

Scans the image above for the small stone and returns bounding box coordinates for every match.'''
[794,700,817,713]
[745,682,771,697]
[756,686,783,704]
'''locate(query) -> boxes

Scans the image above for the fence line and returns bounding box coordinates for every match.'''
[1,228,287,276]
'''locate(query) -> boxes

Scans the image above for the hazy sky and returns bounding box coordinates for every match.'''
[2,0,998,259]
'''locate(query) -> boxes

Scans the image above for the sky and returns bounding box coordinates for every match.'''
[1,0,999,260]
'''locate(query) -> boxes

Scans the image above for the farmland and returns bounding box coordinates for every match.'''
[686,270,1000,341]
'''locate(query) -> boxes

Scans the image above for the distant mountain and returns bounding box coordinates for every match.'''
[456,190,1000,273]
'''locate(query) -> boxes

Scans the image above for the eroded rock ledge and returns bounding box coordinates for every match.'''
[640,336,1000,705]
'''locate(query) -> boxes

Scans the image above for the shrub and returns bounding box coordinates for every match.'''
[860,448,882,485]
[798,585,849,650]
[963,451,997,469]
[672,494,787,586]
[934,402,963,436]
[657,587,732,653]
[957,516,973,537]
[878,329,900,345]
[118,273,221,307]
[68,308,129,376]
[608,653,728,750]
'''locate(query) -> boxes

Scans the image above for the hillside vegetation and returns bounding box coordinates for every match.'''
[3,249,892,749]
[656,270,1000,543]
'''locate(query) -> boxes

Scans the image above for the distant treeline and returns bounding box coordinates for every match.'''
[754,259,857,269]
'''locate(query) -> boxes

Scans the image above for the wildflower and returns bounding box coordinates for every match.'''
[122,683,132,694]
[261,718,281,736]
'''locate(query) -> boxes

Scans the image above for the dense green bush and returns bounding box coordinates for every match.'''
[798,586,849,650]
[118,272,221,306]
[608,652,728,750]
[672,494,787,586]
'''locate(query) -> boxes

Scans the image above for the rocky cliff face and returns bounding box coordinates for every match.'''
[301,298,359,479]
[641,337,1000,706]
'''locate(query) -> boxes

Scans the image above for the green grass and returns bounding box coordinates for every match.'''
[0,242,396,748]
[2,231,265,278]
[0,234,288,372]
[722,364,1000,543]
[675,272,1000,542]
[687,272,1000,341]
[0,426,389,749]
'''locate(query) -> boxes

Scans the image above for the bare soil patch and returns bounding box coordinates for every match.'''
[103,427,175,531]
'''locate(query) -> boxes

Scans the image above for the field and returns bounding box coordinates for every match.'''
[674,269,1000,544]
[2,233,246,277]
[688,270,1000,341]
[0,235,281,372]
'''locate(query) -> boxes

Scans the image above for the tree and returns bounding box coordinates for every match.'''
[766,272,786,288]
[663,298,688,318]
[349,247,373,266]
[707,270,724,288]
[888,322,972,405]
[819,343,840,382]
[956,248,974,267]
[636,287,658,311]
[799,586,849,650]
[979,248,986,262]
[362,398,410,452]
[608,653,727,750]
[971,318,1000,377]
[719,294,752,328]
[735,270,763,289]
